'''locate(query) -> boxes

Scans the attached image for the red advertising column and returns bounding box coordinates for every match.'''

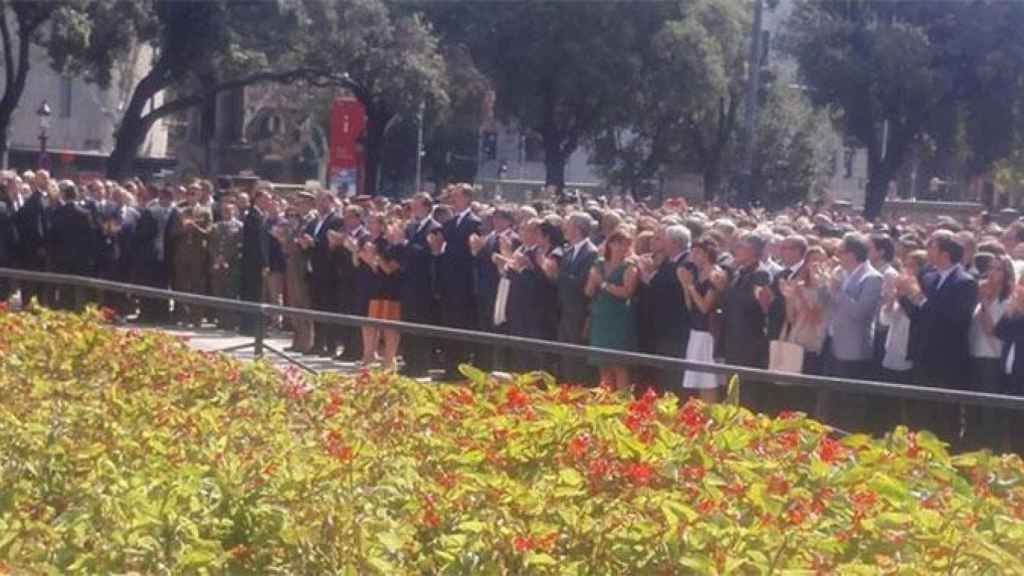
[329,96,366,197]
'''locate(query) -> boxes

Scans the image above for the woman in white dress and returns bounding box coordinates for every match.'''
[679,238,724,402]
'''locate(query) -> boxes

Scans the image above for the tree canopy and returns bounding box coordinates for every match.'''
[784,0,1024,218]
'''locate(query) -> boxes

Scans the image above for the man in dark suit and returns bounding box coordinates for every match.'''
[433,184,483,380]
[300,190,344,356]
[557,212,599,383]
[239,185,271,335]
[897,229,978,446]
[640,224,694,393]
[0,177,18,302]
[471,206,516,371]
[131,185,178,323]
[766,235,807,341]
[328,204,368,361]
[718,232,773,411]
[47,181,97,310]
[394,192,441,378]
[15,176,48,306]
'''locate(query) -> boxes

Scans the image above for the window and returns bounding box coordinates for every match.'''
[59,77,72,118]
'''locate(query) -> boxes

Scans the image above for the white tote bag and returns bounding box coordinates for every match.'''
[493,277,511,327]
[769,322,804,382]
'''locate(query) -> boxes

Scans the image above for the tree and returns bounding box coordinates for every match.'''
[751,73,834,209]
[784,0,1024,219]
[303,0,449,195]
[588,0,750,202]
[51,0,314,179]
[432,2,678,194]
[0,1,110,168]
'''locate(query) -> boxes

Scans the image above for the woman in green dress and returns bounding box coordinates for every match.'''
[585,229,640,391]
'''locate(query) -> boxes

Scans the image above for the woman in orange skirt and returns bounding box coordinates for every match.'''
[360,219,403,370]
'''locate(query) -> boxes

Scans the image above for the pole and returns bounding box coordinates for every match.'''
[414,100,424,194]
[737,0,764,208]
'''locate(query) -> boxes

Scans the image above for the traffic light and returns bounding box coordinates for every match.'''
[482,131,497,160]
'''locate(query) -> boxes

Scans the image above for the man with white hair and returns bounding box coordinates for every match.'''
[557,212,599,382]
[641,223,694,392]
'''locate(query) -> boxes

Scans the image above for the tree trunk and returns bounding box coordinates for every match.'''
[703,162,721,202]
[106,114,153,180]
[544,150,566,193]
[362,108,389,196]
[106,66,169,180]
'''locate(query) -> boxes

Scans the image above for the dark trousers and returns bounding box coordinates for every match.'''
[137,262,170,323]
[440,300,477,378]
[17,254,48,307]
[310,278,338,353]
[335,289,362,359]
[963,358,1006,451]
[401,302,435,378]
[907,366,963,449]
[819,339,869,433]
[239,270,263,335]
[653,335,686,396]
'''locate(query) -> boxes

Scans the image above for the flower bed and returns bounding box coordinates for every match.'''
[1,308,1024,574]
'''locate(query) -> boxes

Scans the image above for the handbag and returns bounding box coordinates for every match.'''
[493,276,511,327]
[769,322,804,382]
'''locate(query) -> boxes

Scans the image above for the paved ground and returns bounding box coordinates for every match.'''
[131,323,365,374]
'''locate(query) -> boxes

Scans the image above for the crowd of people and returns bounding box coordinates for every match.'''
[1,169,1023,450]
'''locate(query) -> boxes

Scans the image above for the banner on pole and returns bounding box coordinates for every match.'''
[329,96,366,197]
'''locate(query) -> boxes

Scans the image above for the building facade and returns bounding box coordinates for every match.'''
[5,43,171,179]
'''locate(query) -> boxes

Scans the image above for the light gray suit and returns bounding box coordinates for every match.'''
[827,262,883,362]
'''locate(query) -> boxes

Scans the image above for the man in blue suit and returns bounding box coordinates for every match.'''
[820,233,882,432]
[433,184,483,380]
[897,229,978,446]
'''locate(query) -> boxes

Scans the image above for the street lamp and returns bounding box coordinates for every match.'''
[36,100,51,169]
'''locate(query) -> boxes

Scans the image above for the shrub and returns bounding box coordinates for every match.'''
[1,307,1023,574]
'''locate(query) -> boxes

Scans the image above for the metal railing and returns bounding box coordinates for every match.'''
[2,266,1024,413]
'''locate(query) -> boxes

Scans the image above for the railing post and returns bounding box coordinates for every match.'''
[254,307,265,358]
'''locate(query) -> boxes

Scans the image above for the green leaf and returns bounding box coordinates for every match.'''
[525,552,558,567]
[725,375,741,406]
[559,468,584,487]
[457,520,487,534]
[378,531,404,554]
[458,364,489,387]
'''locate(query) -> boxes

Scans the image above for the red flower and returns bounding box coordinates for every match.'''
[324,393,344,418]
[422,497,441,529]
[697,499,717,515]
[677,400,708,436]
[682,465,706,483]
[777,410,800,420]
[767,474,790,495]
[623,462,655,487]
[514,535,536,552]
[504,386,530,412]
[568,434,592,460]
[777,431,801,452]
[850,490,879,513]
[787,500,808,525]
[724,480,746,497]
[324,431,354,463]
[817,437,846,464]
[588,457,613,482]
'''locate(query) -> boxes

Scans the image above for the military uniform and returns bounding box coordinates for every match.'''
[171,205,212,325]
[209,215,243,330]
[284,217,315,352]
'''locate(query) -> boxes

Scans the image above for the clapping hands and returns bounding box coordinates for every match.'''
[468,232,485,256]
[676,266,694,288]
